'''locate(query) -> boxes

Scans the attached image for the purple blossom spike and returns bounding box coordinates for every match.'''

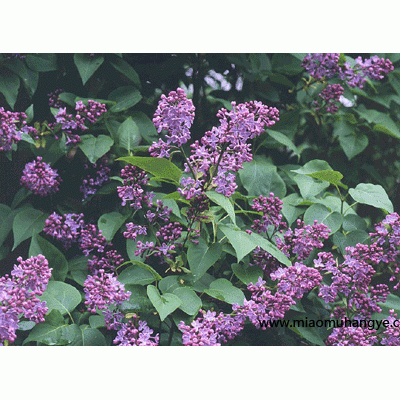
[20,156,61,196]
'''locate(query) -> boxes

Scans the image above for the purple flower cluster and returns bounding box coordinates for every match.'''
[47,89,65,109]
[130,203,182,261]
[0,255,52,345]
[83,269,131,313]
[149,88,195,158]
[0,107,27,151]
[270,262,322,299]
[87,250,125,274]
[325,325,378,346]
[232,277,296,330]
[276,219,331,261]
[251,193,287,233]
[380,310,400,346]
[80,157,111,200]
[79,223,109,257]
[53,100,107,145]
[112,314,159,346]
[340,56,394,88]
[149,88,279,198]
[302,53,393,89]
[314,84,344,114]
[117,165,152,209]
[179,309,245,346]
[314,242,389,319]
[301,53,340,80]
[20,156,61,196]
[182,101,279,198]
[43,212,85,248]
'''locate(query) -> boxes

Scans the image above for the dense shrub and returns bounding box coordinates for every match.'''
[1,53,400,346]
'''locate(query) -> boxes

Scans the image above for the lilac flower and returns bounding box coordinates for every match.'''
[20,156,61,196]
[301,53,340,80]
[83,269,131,313]
[123,223,148,241]
[233,277,296,330]
[79,224,109,256]
[149,88,195,157]
[270,262,322,299]
[87,250,125,274]
[182,100,279,198]
[53,100,107,145]
[0,255,52,344]
[80,157,111,200]
[117,165,151,208]
[380,309,400,346]
[179,309,245,346]
[276,219,330,261]
[251,193,287,233]
[43,212,85,248]
[47,89,65,108]
[325,325,378,346]
[314,84,344,114]
[0,107,27,151]
[339,56,394,88]
[113,314,159,346]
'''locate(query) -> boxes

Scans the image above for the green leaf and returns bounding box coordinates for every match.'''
[292,174,330,199]
[118,264,156,286]
[109,86,142,113]
[267,129,300,159]
[249,231,291,266]
[73,325,106,346]
[339,133,369,160]
[303,204,343,235]
[292,159,346,188]
[238,155,286,198]
[159,276,182,294]
[58,92,78,107]
[204,278,245,305]
[110,57,141,88]
[0,72,20,109]
[271,54,303,76]
[173,287,202,315]
[334,118,369,160]
[89,315,106,329]
[97,211,127,241]
[40,281,82,316]
[25,54,57,72]
[187,238,223,281]
[12,208,48,250]
[205,191,236,225]
[281,194,305,226]
[120,284,153,312]
[117,117,141,151]
[218,225,258,262]
[29,234,68,281]
[219,224,291,266]
[132,111,158,144]
[349,183,393,213]
[290,325,325,346]
[343,230,370,249]
[24,310,78,346]
[356,107,400,139]
[231,263,263,285]
[5,59,38,97]
[147,285,182,321]
[78,134,114,164]
[342,214,367,232]
[74,53,104,85]
[117,156,182,185]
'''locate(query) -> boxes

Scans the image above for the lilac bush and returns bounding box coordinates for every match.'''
[1,52,400,347]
